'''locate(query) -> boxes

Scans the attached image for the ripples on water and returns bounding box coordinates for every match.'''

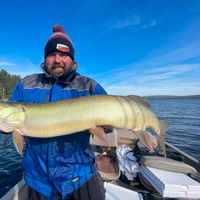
[0,99,200,197]
[149,98,200,161]
[0,134,23,197]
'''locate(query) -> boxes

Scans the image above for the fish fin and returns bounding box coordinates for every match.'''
[133,130,157,152]
[88,126,110,146]
[157,121,168,157]
[127,95,151,109]
[12,129,24,156]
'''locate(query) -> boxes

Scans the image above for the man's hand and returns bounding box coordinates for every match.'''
[88,126,105,136]
[88,126,110,146]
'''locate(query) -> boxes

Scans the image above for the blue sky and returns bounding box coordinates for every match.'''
[0,0,200,96]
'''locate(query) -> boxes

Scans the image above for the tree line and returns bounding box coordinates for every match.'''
[0,69,21,99]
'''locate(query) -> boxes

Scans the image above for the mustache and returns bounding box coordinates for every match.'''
[51,63,66,69]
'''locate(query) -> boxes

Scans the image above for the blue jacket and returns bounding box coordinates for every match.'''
[11,71,107,199]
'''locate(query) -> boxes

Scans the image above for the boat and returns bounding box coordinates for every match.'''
[1,129,200,200]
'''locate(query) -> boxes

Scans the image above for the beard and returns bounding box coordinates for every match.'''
[49,63,67,78]
[43,62,76,80]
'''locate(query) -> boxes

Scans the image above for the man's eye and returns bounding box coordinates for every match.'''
[48,53,55,57]
[60,53,67,57]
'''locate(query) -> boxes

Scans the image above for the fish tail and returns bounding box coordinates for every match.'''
[133,130,157,152]
[158,120,168,157]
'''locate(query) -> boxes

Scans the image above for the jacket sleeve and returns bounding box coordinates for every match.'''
[10,81,23,102]
[91,82,107,95]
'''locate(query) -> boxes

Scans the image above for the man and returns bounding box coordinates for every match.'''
[11,25,106,200]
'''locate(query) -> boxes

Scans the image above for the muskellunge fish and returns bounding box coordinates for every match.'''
[0,95,167,156]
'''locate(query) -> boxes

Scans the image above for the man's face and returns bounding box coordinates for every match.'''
[45,52,74,78]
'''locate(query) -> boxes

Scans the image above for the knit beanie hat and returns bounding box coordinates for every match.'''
[44,25,74,60]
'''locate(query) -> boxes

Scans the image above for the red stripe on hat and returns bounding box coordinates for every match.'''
[47,35,71,43]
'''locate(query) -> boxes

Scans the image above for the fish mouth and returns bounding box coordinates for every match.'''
[0,120,15,133]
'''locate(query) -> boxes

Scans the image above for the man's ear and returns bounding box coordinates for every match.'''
[40,62,46,72]
[40,62,50,76]
[73,62,78,70]
[40,62,45,68]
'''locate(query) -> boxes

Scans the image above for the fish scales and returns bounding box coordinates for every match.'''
[0,95,166,155]
[23,96,136,137]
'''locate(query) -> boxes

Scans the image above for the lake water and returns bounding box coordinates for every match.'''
[149,98,200,161]
[0,98,200,197]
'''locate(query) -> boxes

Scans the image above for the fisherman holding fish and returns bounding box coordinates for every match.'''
[10,25,107,200]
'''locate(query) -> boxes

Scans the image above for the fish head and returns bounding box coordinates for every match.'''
[0,102,13,121]
[0,102,25,132]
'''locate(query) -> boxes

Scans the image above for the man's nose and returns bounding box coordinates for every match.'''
[54,54,61,63]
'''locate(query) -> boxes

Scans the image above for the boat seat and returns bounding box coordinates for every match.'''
[139,156,197,174]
